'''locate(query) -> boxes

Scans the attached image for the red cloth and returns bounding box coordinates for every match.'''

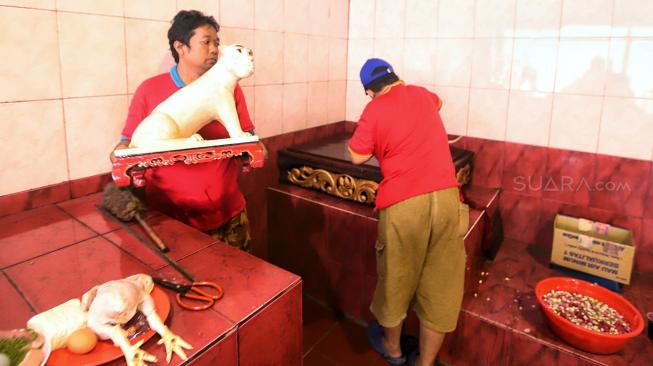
[348,84,458,209]
[121,72,254,231]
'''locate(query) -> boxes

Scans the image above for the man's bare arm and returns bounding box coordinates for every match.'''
[348,147,372,165]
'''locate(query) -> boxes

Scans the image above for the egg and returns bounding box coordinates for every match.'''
[0,353,10,366]
[66,328,97,354]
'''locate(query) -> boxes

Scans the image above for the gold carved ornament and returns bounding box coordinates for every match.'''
[287,166,378,205]
[287,163,471,205]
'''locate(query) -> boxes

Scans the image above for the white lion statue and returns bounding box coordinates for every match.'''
[129,44,255,148]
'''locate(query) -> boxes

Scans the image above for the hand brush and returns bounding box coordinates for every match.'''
[102,183,169,252]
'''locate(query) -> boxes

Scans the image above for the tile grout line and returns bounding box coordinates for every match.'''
[53,6,73,201]
[2,270,37,314]
[303,317,342,358]
[0,204,102,271]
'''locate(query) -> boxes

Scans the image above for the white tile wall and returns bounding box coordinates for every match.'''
[402,39,437,86]
[511,39,558,92]
[58,12,127,97]
[346,0,653,161]
[606,38,653,99]
[307,82,329,128]
[284,0,309,34]
[555,39,610,96]
[255,0,284,32]
[125,19,171,93]
[254,84,284,137]
[0,7,60,102]
[308,36,330,82]
[598,97,653,160]
[328,80,347,122]
[329,0,349,38]
[256,31,285,84]
[434,39,474,87]
[468,89,509,141]
[438,0,475,38]
[471,38,513,89]
[432,86,469,136]
[374,0,405,39]
[329,38,348,80]
[0,0,53,9]
[282,83,308,132]
[405,0,438,38]
[612,0,653,37]
[349,0,375,39]
[56,0,123,16]
[125,0,177,21]
[474,0,516,38]
[560,0,614,38]
[506,91,553,147]
[1,1,349,195]
[220,0,254,28]
[514,0,561,38]
[177,0,219,16]
[309,0,330,37]
[283,33,308,83]
[0,100,67,195]
[550,94,603,153]
[64,96,128,179]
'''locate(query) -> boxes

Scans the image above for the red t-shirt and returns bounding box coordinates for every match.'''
[121,72,255,231]
[348,84,458,209]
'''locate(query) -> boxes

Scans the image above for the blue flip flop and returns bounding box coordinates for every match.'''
[366,321,407,366]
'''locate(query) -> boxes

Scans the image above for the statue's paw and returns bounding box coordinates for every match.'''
[122,340,157,366]
[157,329,193,363]
[233,131,252,139]
[190,133,204,142]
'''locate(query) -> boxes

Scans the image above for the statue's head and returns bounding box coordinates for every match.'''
[126,274,154,293]
[218,44,254,79]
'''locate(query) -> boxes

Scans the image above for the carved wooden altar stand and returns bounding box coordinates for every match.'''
[112,136,265,187]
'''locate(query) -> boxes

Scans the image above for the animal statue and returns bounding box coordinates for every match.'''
[28,274,191,366]
[129,44,255,148]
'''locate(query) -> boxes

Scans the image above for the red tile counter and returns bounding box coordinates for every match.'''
[0,193,302,365]
[266,183,499,326]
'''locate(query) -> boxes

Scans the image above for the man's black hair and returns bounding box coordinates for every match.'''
[365,66,400,93]
[168,10,220,63]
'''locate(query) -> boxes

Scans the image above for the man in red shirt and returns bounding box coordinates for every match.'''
[349,59,468,366]
[111,10,262,251]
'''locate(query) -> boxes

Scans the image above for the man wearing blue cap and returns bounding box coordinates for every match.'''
[348,59,467,366]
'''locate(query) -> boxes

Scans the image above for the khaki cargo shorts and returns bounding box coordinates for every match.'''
[370,187,468,333]
[206,210,252,252]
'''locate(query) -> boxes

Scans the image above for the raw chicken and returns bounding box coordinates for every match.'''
[82,274,192,366]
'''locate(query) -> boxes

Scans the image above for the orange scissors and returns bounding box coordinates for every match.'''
[153,278,223,310]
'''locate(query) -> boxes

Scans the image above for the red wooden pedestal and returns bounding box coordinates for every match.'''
[112,142,265,187]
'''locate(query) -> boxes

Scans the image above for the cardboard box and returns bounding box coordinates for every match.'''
[551,214,635,285]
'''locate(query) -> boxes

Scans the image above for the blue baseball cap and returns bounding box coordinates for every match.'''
[359,58,394,90]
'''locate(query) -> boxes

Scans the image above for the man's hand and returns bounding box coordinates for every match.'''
[110,140,130,163]
[258,141,268,160]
